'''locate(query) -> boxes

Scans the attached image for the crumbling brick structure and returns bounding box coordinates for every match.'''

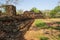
[0,5,16,16]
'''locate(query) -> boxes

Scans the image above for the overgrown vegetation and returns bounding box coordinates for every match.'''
[39,36,49,40]
[50,6,60,18]
[35,19,60,30]
[58,34,60,40]
[30,7,40,13]
[34,19,47,28]
[53,22,60,30]
[35,22,47,28]
[35,19,47,28]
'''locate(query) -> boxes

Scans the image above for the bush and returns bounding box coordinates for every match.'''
[58,34,60,37]
[56,22,60,24]
[58,34,60,40]
[55,27,60,30]
[35,22,46,27]
[35,19,48,28]
[35,21,47,28]
[39,36,49,40]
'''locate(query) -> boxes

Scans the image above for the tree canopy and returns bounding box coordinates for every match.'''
[50,6,60,18]
[54,6,60,12]
[30,7,40,13]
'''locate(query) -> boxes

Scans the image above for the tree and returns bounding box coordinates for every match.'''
[30,7,40,13]
[40,36,49,40]
[50,6,60,18]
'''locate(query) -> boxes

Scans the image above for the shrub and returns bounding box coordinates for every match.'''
[39,36,49,40]
[35,19,48,28]
[35,21,47,28]
[56,22,60,24]
[58,34,60,40]
[55,27,60,30]
[35,22,46,27]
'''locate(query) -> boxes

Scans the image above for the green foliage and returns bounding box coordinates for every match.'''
[58,34,60,40]
[35,19,43,24]
[56,22,60,24]
[53,22,60,30]
[55,26,60,30]
[58,34,60,38]
[35,22,46,27]
[54,6,60,12]
[39,36,49,40]
[50,6,60,18]
[30,7,40,13]
[50,10,56,18]
[35,19,47,28]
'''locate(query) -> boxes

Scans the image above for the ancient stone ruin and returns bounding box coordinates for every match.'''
[0,5,43,40]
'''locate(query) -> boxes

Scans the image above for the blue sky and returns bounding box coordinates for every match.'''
[0,0,60,11]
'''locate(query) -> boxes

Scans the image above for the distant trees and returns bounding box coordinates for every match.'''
[17,9,23,15]
[40,36,49,40]
[50,6,60,18]
[42,10,51,18]
[30,7,40,13]
[42,6,60,18]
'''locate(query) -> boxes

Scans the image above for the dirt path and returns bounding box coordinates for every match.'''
[24,18,60,40]
[24,29,60,40]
